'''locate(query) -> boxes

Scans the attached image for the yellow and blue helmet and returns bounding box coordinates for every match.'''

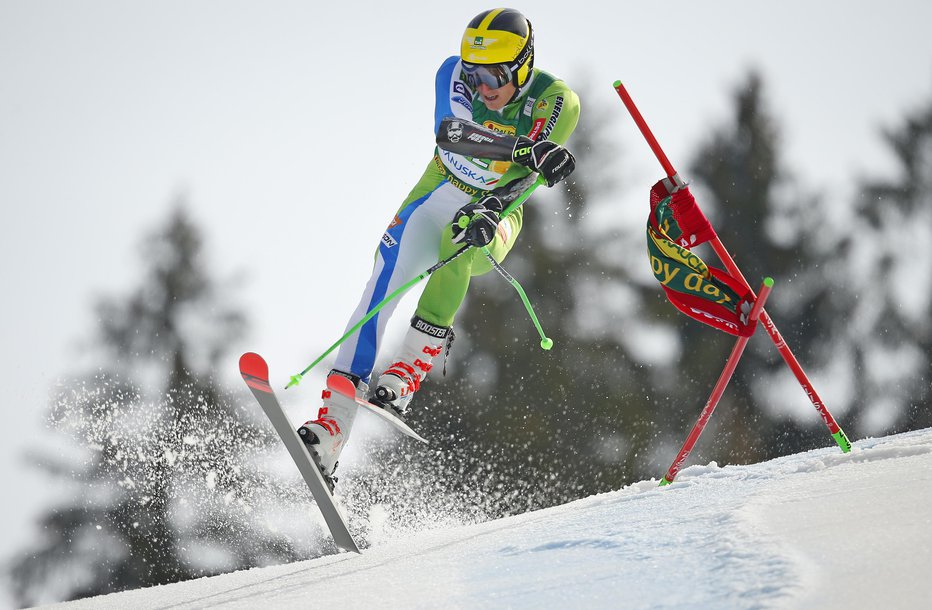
[460,8,534,91]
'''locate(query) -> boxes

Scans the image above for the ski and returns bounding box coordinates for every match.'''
[239,352,361,554]
[326,374,428,444]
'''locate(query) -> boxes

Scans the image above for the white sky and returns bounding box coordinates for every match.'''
[2,0,932,596]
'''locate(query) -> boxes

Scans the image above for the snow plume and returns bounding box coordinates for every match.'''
[336,434,505,548]
[18,365,569,604]
[13,372,316,605]
[318,393,581,550]
[40,428,932,609]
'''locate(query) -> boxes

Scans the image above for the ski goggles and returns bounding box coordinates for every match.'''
[461,61,513,90]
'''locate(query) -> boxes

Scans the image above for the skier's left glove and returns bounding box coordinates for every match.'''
[512,137,576,187]
[451,195,504,247]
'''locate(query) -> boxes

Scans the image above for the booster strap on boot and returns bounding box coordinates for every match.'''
[410,316,455,376]
[410,315,451,339]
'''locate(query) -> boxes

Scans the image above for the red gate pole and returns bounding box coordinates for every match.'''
[613,80,851,454]
[659,278,773,485]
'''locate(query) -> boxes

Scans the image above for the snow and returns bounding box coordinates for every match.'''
[45,428,932,609]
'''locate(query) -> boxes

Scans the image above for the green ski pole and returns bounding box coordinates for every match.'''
[286,175,546,389]
[482,248,553,350]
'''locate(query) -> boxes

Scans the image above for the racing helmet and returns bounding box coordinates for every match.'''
[460,8,534,91]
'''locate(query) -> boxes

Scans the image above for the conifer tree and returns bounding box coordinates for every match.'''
[685,70,837,461]
[836,95,932,433]
[10,206,300,605]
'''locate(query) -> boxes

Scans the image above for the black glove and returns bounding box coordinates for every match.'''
[451,195,504,247]
[512,136,576,187]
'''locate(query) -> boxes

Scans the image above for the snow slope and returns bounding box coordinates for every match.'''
[45,428,932,609]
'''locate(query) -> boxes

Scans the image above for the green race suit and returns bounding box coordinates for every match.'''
[333,56,579,381]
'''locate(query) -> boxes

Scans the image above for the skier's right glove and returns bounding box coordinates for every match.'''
[512,137,576,187]
[451,195,504,247]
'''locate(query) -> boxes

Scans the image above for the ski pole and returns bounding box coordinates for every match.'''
[482,247,553,350]
[286,176,546,389]
[286,245,473,389]
[659,278,774,486]
[613,80,851,453]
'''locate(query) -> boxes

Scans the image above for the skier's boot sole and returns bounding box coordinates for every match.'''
[297,427,337,493]
[369,396,407,421]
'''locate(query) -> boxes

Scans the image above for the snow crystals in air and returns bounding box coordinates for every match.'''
[45,425,932,610]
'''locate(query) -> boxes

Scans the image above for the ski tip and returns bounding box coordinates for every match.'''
[239,352,269,381]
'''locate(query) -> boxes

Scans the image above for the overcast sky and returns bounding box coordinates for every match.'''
[2,1,931,597]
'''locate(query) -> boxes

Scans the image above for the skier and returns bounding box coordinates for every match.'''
[298,7,581,485]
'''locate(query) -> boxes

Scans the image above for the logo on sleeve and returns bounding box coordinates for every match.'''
[523,97,536,117]
[446,121,464,143]
[539,96,564,141]
[467,132,495,144]
[528,118,546,140]
[453,81,468,96]
[452,95,473,112]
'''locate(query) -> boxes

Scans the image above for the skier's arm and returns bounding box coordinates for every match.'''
[525,87,580,147]
[500,86,580,187]
[436,115,576,187]
[436,117,520,160]
[437,117,576,186]
[433,56,474,134]
[437,87,580,187]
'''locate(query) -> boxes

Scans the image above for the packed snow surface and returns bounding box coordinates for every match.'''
[48,428,932,609]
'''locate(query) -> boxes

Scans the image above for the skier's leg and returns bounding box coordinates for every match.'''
[332,176,465,382]
[414,207,523,326]
[372,209,523,413]
[370,315,451,414]
[301,173,469,477]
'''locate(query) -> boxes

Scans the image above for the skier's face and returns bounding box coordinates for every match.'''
[477,81,515,111]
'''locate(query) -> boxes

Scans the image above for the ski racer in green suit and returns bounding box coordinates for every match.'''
[298,8,581,484]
